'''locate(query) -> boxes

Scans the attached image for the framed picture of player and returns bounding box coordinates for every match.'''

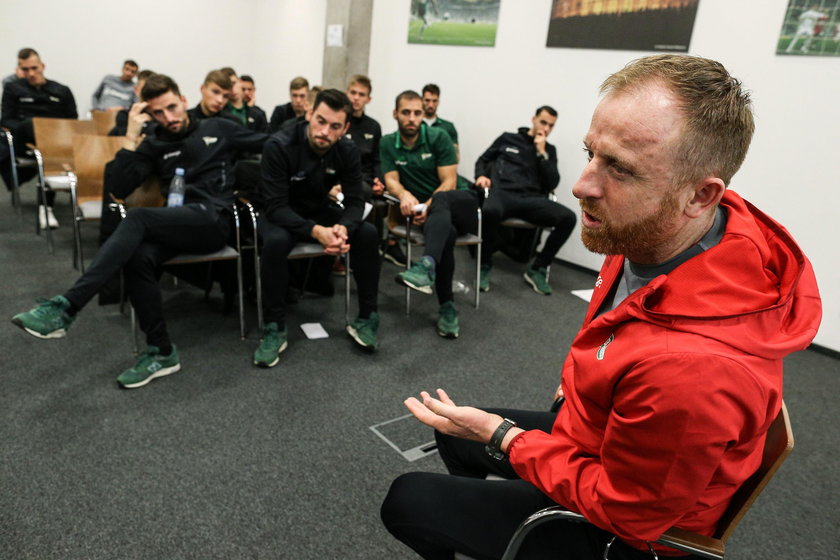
[407,0,501,47]
[545,0,700,52]
[777,1,840,56]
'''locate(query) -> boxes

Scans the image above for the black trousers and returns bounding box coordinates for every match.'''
[481,189,577,269]
[258,210,380,328]
[64,203,230,348]
[381,408,693,560]
[422,190,479,305]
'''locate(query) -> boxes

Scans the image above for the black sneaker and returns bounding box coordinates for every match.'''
[382,240,407,266]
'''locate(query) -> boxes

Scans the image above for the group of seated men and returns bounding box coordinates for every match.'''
[6,47,577,389]
[3,47,826,560]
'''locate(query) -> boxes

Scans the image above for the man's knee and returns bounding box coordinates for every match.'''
[351,222,378,249]
[261,226,295,260]
[381,472,441,531]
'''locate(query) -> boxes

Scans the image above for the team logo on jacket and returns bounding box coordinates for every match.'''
[421,153,432,160]
[364,133,374,140]
[595,275,603,288]
[203,136,218,146]
[49,96,61,103]
[248,117,255,123]
[20,97,34,103]
[596,333,614,361]
[326,167,336,175]
[395,160,407,166]
[505,147,519,154]
[163,150,182,160]
[291,172,306,181]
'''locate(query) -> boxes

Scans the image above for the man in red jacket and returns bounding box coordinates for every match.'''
[381,54,822,560]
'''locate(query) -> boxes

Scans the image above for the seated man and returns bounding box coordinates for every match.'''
[254,88,381,367]
[381,54,822,559]
[421,83,459,161]
[187,69,236,124]
[474,105,577,295]
[91,59,138,112]
[108,69,156,136]
[11,74,269,389]
[236,74,269,133]
[269,76,309,132]
[382,90,478,339]
[1,47,78,228]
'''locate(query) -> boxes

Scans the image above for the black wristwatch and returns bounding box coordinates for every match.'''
[485,418,518,461]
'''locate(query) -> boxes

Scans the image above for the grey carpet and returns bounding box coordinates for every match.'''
[1,185,837,559]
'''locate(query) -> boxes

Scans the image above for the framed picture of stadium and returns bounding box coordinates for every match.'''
[777,1,840,56]
[545,0,700,52]
[407,0,501,47]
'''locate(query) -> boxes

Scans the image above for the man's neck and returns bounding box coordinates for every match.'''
[229,99,244,110]
[353,109,364,118]
[628,208,719,266]
[199,103,216,117]
[400,132,419,149]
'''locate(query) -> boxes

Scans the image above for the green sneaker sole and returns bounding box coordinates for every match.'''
[346,325,377,352]
[437,326,459,339]
[118,363,181,389]
[395,274,434,295]
[253,341,288,368]
[11,318,67,339]
[524,272,552,296]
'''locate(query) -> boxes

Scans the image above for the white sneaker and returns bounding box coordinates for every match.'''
[39,206,59,229]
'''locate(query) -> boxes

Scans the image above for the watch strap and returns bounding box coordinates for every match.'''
[485,418,517,460]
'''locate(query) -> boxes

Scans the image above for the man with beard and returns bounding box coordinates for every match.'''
[11,74,269,389]
[1,47,78,228]
[474,105,577,295]
[253,89,381,367]
[421,83,458,161]
[381,55,822,559]
[382,90,477,339]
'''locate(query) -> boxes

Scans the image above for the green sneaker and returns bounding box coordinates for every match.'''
[253,322,288,368]
[479,263,492,292]
[346,312,379,352]
[11,295,75,339]
[117,346,181,389]
[437,301,459,339]
[524,266,552,295]
[396,256,435,295]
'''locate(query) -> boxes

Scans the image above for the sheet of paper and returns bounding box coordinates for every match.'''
[326,24,344,47]
[571,289,594,303]
[301,323,329,339]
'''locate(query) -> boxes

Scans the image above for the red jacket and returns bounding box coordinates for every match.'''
[508,190,822,553]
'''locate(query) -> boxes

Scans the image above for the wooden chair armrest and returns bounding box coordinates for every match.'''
[656,527,724,559]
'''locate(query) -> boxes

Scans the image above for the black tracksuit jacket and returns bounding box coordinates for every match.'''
[474,127,560,196]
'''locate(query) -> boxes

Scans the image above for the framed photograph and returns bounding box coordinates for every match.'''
[407,0,501,47]
[777,1,840,56]
[546,0,700,52]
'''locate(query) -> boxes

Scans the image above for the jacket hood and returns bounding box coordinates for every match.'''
[623,190,821,359]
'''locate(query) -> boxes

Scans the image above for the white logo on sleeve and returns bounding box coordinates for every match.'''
[203,136,218,146]
[364,133,374,140]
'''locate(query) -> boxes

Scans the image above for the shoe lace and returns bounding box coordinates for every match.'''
[31,298,63,318]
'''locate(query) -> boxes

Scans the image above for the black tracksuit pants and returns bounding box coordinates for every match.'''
[63,203,230,348]
[481,189,577,269]
[381,407,696,560]
[421,190,479,305]
[258,208,380,328]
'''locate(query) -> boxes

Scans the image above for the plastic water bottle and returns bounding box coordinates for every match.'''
[167,168,186,207]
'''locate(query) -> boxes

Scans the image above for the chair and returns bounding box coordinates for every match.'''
[29,117,97,253]
[496,192,559,281]
[501,402,794,560]
[91,110,118,135]
[384,192,483,315]
[109,185,252,354]
[70,134,125,272]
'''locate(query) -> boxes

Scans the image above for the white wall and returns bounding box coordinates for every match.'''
[1,0,836,351]
[0,0,325,116]
[368,0,838,352]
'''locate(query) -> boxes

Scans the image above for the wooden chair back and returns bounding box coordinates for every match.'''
[32,118,97,173]
[91,110,119,135]
[72,135,124,204]
[657,401,794,557]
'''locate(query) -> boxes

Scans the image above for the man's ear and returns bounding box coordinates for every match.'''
[305,108,313,122]
[685,177,726,218]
